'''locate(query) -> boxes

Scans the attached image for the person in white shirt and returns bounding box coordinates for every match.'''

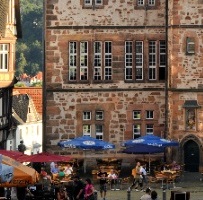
[64,163,73,177]
[140,164,148,190]
[107,169,119,190]
[140,188,151,200]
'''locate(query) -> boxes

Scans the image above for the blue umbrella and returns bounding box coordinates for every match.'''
[58,136,115,172]
[122,144,165,173]
[123,144,165,154]
[123,134,179,147]
[58,135,115,150]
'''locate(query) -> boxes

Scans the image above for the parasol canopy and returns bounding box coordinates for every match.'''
[58,135,115,150]
[58,136,115,172]
[0,154,39,187]
[123,134,179,147]
[0,150,23,159]
[16,152,72,163]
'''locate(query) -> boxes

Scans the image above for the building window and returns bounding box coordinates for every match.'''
[69,42,77,80]
[133,110,141,119]
[83,111,91,120]
[186,37,195,55]
[83,125,91,136]
[146,110,154,119]
[137,0,155,6]
[94,41,102,80]
[96,111,103,120]
[135,41,143,80]
[95,124,103,140]
[148,41,156,80]
[0,44,9,71]
[84,0,103,6]
[146,124,153,134]
[148,0,155,6]
[125,41,133,80]
[133,124,141,138]
[80,41,88,80]
[104,41,112,80]
[137,0,144,6]
[159,41,166,80]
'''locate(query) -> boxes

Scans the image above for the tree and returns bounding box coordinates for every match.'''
[16,0,43,77]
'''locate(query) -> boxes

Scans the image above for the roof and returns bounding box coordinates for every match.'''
[12,93,41,124]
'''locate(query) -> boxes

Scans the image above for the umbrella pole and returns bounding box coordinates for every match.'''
[149,153,151,174]
[84,151,87,173]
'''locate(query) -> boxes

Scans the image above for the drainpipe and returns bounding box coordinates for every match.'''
[164,0,169,139]
[42,0,46,153]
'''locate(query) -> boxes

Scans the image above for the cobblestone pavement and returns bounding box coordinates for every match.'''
[9,172,203,200]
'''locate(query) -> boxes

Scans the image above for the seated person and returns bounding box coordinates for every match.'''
[64,163,73,177]
[40,167,47,175]
[58,168,65,180]
[107,169,119,190]
[38,174,52,191]
[51,163,60,174]
[57,187,68,200]
[171,161,181,171]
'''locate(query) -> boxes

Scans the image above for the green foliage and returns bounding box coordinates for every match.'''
[30,82,43,87]
[14,82,27,87]
[16,0,43,77]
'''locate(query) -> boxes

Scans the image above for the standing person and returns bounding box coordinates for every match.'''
[151,190,158,200]
[18,140,26,154]
[73,175,85,200]
[97,167,108,200]
[140,163,148,190]
[140,188,151,200]
[130,162,143,191]
[84,178,94,200]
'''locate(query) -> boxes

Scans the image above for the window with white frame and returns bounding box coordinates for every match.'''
[80,41,88,80]
[84,0,103,6]
[135,41,143,80]
[133,110,141,119]
[83,111,91,120]
[94,41,102,80]
[137,0,144,6]
[146,110,154,119]
[125,41,133,80]
[96,111,103,120]
[159,40,166,80]
[69,42,77,80]
[83,125,91,136]
[133,124,141,138]
[148,0,155,6]
[0,44,9,71]
[95,124,103,140]
[148,41,156,80]
[146,124,153,134]
[104,41,112,80]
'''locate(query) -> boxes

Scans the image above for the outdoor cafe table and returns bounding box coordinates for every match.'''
[161,170,177,188]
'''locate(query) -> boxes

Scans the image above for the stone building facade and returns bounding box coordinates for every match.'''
[0,0,21,148]
[44,0,203,171]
